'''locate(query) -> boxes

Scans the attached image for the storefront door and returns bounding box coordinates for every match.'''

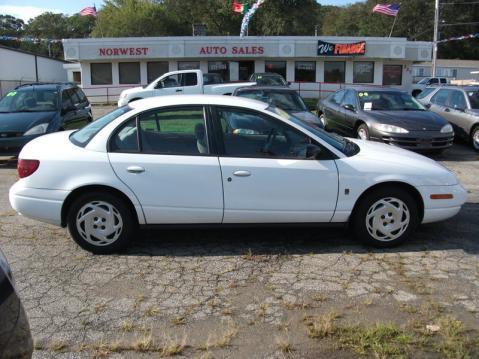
[239,61,255,81]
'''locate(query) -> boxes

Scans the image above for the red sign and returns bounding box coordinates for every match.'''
[99,47,149,56]
[317,40,366,56]
[199,46,264,55]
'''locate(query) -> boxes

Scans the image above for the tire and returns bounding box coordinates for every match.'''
[471,126,479,152]
[67,192,135,254]
[356,123,370,140]
[352,187,419,248]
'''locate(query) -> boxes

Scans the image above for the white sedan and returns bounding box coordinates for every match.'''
[9,95,467,254]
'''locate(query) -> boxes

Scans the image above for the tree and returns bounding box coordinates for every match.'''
[0,14,24,34]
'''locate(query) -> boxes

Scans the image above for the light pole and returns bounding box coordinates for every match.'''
[432,0,440,77]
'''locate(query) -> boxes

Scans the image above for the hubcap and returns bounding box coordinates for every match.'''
[365,197,410,242]
[473,130,479,150]
[357,128,368,140]
[76,201,123,246]
[320,115,326,127]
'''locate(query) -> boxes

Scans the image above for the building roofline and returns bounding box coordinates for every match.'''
[0,44,70,63]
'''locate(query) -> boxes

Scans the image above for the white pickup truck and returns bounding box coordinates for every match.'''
[118,70,256,106]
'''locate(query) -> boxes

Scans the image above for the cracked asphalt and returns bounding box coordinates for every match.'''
[0,106,478,358]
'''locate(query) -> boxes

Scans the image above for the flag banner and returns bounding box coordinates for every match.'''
[0,35,62,44]
[437,33,479,44]
[79,6,97,17]
[232,1,244,13]
[240,0,266,37]
[317,40,366,56]
[372,3,400,16]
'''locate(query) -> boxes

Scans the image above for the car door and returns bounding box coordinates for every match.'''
[339,90,359,135]
[429,89,453,119]
[323,90,346,133]
[214,106,339,223]
[60,89,84,130]
[70,87,91,127]
[153,73,184,96]
[108,105,224,224]
[444,90,472,138]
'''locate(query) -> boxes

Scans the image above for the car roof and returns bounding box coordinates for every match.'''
[235,86,293,92]
[433,85,479,91]
[128,95,270,112]
[15,83,76,91]
[253,73,283,77]
[347,87,402,93]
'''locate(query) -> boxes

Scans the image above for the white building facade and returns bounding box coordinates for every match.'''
[63,36,432,103]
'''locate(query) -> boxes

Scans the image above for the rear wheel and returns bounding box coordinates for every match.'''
[67,192,135,254]
[356,123,370,140]
[471,126,479,152]
[352,187,419,247]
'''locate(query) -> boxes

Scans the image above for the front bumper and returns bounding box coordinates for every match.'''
[0,135,41,156]
[370,129,454,150]
[419,183,468,224]
[9,182,69,226]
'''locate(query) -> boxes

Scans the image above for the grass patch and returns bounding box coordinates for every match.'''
[304,311,341,339]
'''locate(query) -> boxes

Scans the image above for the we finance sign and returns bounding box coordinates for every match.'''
[317,40,366,56]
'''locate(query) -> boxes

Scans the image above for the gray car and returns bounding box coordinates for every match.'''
[317,88,454,152]
[416,86,479,151]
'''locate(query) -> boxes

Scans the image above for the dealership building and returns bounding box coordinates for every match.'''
[62,36,432,103]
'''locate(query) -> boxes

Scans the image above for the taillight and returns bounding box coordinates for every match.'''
[17,159,40,178]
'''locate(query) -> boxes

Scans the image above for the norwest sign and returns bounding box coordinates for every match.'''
[99,47,149,56]
[317,40,366,56]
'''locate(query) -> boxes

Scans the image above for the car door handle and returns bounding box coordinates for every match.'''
[176,89,183,92]
[233,170,251,177]
[127,166,145,174]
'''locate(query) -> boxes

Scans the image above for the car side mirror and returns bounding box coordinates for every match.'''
[343,104,356,112]
[425,103,431,109]
[454,105,465,112]
[306,144,322,160]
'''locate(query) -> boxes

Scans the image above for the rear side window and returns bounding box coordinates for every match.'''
[440,78,447,84]
[74,87,88,103]
[182,73,198,87]
[70,106,132,147]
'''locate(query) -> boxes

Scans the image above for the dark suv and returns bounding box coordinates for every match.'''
[0,83,92,156]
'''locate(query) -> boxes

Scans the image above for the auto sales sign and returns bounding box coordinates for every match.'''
[317,40,366,56]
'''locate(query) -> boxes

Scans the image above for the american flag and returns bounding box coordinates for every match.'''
[79,6,97,17]
[372,3,400,17]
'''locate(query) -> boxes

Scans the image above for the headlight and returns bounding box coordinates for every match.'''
[375,123,409,134]
[441,124,453,133]
[23,123,49,136]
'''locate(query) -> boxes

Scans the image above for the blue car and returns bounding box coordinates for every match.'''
[0,83,92,156]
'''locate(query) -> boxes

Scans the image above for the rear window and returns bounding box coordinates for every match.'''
[70,106,132,147]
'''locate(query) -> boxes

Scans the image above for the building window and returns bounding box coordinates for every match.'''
[147,61,169,83]
[324,62,345,83]
[119,62,140,84]
[90,63,112,85]
[208,61,229,82]
[295,61,316,82]
[178,61,200,71]
[383,65,402,86]
[353,61,374,84]
[265,61,287,79]
[72,71,81,83]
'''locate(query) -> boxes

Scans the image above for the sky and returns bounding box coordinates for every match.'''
[0,0,362,22]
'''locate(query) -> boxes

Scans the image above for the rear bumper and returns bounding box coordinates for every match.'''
[419,183,468,224]
[9,182,69,226]
[370,130,454,150]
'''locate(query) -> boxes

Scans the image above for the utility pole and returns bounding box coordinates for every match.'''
[432,0,440,77]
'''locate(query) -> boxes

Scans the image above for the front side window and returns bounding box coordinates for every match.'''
[159,74,180,88]
[265,61,287,79]
[324,62,345,83]
[429,78,439,84]
[91,63,112,85]
[217,107,317,159]
[330,90,345,105]
[416,87,436,100]
[353,62,374,84]
[139,106,208,155]
[467,90,479,109]
[431,89,453,106]
[341,90,357,108]
[295,61,316,82]
[383,65,402,86]
[119,62,140,84]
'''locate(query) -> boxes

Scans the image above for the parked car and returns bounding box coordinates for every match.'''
[416,86,479,151]
[0,83,92,156]
[9,95,467,253]
[118,70,255,106]
[411,77,448,97]
[317,88,454,152]
[249,73,289,86]
[0,247,33,358]
[233,86,323,129]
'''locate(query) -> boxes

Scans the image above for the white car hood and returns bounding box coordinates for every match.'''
[339,139,458,186]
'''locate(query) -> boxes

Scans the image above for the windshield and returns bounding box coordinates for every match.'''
[358,91,426,111]
[0,88,58,113]
[267,105,359,156]
[256,75,288,86]
[70,106,132,147]
[416,87,436,99]
[467,90,479,109]
[238,90,308,112]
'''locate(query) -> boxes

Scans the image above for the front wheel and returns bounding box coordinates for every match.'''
[352,188,419,247]
[67,192,135,254]
[356,123,370,140]
[471,126,479,152]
